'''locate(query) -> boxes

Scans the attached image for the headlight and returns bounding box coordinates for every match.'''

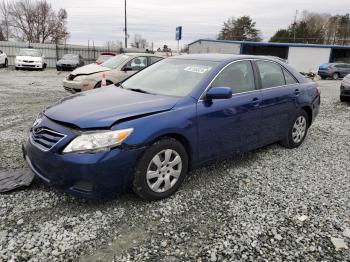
[63,128,133,153]
[16,59,22,63]
[73,75,86,81]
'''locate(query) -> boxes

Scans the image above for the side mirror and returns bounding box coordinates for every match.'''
[206,87,232,100]
[123,66,133,72]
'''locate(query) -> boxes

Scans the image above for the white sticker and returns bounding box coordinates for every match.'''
[184,65,211,74]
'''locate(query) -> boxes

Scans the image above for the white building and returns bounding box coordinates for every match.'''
[188,39,350,73]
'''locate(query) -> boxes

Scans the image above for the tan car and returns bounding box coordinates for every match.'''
[63,53,163,93]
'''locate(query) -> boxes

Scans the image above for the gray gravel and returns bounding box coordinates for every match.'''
[0,69,349,261]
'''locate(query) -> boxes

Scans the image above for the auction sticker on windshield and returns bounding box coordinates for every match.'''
[184,65,212,74]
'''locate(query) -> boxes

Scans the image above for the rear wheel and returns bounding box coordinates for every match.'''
[332,73,339,80]
[132,138,188,201]
[280,110,309,148]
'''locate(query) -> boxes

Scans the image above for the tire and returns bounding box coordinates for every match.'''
[132,137,189,201]
[94,80,112,89]
[15,67,19,70]
[340,96,348,102]
[4,59,8,68]
[280,110,309,149]
[332,73,339,80]
[320,76,327,80]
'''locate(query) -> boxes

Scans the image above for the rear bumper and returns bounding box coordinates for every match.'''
[312,95,320,122]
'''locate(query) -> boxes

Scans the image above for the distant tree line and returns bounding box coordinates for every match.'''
[270,11,350,45]
[0,0,69,44]
[218,11,350,45]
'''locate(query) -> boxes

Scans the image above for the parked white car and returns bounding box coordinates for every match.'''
[0,49,8,68]
[15,48,46,70]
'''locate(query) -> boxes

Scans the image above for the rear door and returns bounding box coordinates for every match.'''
[196,60,263,162]
[255,60,299,145]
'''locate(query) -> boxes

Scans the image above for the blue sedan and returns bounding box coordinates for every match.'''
[23,54,320,200]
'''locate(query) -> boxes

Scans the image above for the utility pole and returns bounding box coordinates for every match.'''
[293,10,298,43]
[124,0,127,48]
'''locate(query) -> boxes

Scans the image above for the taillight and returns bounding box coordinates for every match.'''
[316,85,321,96]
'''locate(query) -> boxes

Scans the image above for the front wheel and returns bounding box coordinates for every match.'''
[280,110,309,148]
[132,138,188,201]
[332,73,339,80]
[4,59,8,68]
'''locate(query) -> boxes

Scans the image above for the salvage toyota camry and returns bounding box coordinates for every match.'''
[23,54,320,200]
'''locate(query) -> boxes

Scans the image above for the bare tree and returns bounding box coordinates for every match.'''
[9,0,68,43]
[130,34,148,49]
[0,0,13,40]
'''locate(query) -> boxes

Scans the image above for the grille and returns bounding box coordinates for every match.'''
[23,60,34,63]
[67,74,75,80]
[31,128,65,151]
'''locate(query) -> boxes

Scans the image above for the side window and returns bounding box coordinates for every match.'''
[256,61,285,89]
[149,56,163,65]
[211,60,255,94]
[126,56,148,71]
[283,69,298,85]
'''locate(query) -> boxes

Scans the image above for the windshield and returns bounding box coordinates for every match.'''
[98,55,114,62]
[19,49,42,57]
[122,58,218,97]
[62,54,78,60]
[101,54,130,69]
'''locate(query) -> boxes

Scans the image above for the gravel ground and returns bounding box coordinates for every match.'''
[0,68,349,262]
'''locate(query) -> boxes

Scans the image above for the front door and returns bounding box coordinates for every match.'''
[196,60,262,162]
[122,56,149,80]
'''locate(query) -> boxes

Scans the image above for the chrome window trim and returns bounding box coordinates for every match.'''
[198,59,256,101]
[30,128,67,152]
[198,58,300,102]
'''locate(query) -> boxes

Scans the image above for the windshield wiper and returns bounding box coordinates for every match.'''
[127,88,154,94]
[115,82,124,88]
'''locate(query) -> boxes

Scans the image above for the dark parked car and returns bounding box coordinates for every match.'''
[56,54,84,71]
[340,74,350,102]
[23,54,320,200]
[318,63,350,80]
[96,52,116,65]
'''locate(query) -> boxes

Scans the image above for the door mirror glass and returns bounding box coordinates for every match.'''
[206,87,232,100]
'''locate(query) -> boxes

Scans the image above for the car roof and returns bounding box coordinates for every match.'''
[169,53,284,63]
[121,53,163,57]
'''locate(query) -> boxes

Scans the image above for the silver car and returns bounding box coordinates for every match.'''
[63,53,163,93]
[340,74,350,102]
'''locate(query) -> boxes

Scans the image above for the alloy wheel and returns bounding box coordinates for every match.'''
[146,149,182,193]
[292,116,307,144]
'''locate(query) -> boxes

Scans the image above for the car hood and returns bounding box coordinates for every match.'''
[16,56,42,62]
[71,63,110,76]
[58,59,78,64]
[44,87,179,129]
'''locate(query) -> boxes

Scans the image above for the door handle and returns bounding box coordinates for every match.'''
[295,89,301,95]
[252,97,260,106]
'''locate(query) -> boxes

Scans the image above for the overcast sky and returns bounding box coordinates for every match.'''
[51,0,349,49]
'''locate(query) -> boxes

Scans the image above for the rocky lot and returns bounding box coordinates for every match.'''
[0,69,349,261]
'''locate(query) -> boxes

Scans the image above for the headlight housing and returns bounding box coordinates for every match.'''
[73,75,86,82]
[63,128,133,153]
